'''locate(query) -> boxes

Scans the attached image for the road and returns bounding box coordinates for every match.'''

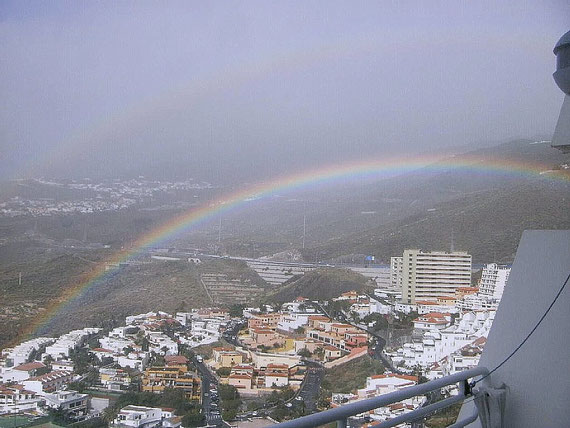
[294,363,324,413]
[193,356,225,427]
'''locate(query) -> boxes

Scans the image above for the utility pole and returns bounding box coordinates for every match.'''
[18,272,22,286]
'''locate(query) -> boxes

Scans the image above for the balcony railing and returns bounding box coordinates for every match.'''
[271,366,488,428]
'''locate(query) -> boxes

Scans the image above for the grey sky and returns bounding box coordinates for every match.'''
[1,1,569,181]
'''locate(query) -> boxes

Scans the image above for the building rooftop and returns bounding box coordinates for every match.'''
[13,362,46,371]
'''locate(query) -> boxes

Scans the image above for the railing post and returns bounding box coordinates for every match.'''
[336,418,348,428]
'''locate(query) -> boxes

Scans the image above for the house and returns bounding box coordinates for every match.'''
[436,296,457,306]
[324,346,342,361]
[212,348,244,368]
[228,373,254,390]
[0,384,44,415]
[264,364,289,388]
[164,355,188,367]
[100,368,132,390]
[358,374,419,399]
[24,370,74,393]
[43,390,89,421]
[416,301,459,315]
[117,352,149,371]
[247,313,282,330]
[112,405,162,427]
[0,362,46,383]
[249,328,283,349]
[51,361,74,372]
[334,290,360,301]
[293,339,322,355]
[0,337,55,367]
[141,367,201,401]
[412,313,451,331]
[228,365,255,391]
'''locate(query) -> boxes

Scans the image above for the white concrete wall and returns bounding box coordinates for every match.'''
[460,230,570,427]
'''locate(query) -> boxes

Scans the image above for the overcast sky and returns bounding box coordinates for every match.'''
[1,1,569,181]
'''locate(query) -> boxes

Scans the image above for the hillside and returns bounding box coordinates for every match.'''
[0,242,214,346]
[266,268,370,304]
[34,260,211,337]
[308,179,570,263]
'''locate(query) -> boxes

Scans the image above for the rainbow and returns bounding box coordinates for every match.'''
[25,153,569,338]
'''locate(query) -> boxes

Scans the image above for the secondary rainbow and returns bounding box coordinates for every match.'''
[25,153,569,338]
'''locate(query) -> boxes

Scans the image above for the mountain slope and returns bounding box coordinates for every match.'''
[309,179,569,263]
[266,268,370,303]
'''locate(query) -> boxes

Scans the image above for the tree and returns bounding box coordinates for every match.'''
[88,336,101,349]
[222,408,238,421]
[229,304,245,318]
[294,326,305,334]
[216,367,231,377]
[49,406,69,425]
[313,347,325,360]
[43,354,54,367]
[218,384,239,401]
[297,348,312,358]
[182,408,204,427]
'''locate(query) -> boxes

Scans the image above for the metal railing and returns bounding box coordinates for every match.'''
[271,366,488,428]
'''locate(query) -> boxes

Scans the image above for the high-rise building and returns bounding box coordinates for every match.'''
[400,250,472,304]
[478,263,510,300]
[390,256,403,290]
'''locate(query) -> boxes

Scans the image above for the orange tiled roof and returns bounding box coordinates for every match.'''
[13,362,46,371]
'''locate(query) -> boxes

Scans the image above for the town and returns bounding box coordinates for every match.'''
[0,249,510,428]
[0,178,214,217]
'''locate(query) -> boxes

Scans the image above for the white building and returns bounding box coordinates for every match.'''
[277,313,311,333]
[358,373,419,399]
[455,293,499,311]
[390,257,403,290]
[0,362,46,383]
[42,390,89,421]
[117,352,149,371]
[99,336,136,354]
[478,263,510,300]
[1,337,54,367]
[145,332,178,355]
[331,373,422,425]
[0,385,44,415]
[43,328,100,360]
[369,299,392,315]
[112,405,163,427]
[391,310,494,368]
[400,250,472,304]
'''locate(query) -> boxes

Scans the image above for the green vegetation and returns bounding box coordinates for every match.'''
[321,355,384,394]
[362,312,389,331]
[218,384,242,421]
[228,304,245,318]
[216,367,231,377]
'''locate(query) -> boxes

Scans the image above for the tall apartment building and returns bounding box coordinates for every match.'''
[390,257,403,290]
[400,250,472,304]
[478,263,510,300]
